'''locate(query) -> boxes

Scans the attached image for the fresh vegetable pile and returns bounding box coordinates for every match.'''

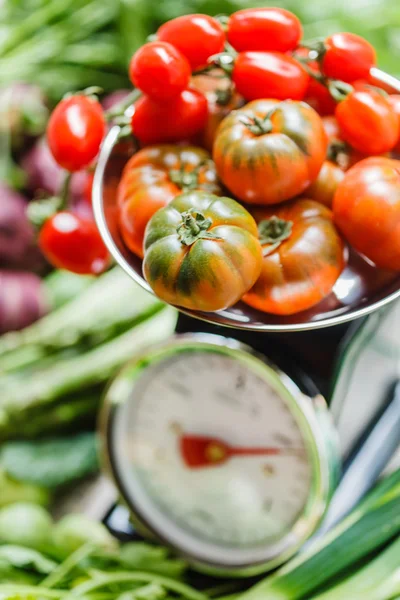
[1,467,400,598]
[35,7,400,316]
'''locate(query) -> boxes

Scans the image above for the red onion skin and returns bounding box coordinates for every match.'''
[0,271,49,333]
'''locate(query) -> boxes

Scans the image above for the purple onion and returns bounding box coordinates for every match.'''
[0,271,49,333]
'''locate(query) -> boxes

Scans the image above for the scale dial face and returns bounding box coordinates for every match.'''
[106,336,332,573]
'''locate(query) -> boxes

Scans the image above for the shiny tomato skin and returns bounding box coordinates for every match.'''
[233,52,309,101]
[388,95,400,152]
[47,96,105,172]
[131,89,208,145]
[335,89,399,155]
[39,212,109,274]
[143,191,262,312]
[190,71,245,152]
[157,14,225,70]
[227,8,302,53]
[322,33,376,83]
[117,145,222,258]
[213,99,327,205]
[129,41,191,99]
[305,161,345,207]
[243,199,344,315]
[333,157,400,271]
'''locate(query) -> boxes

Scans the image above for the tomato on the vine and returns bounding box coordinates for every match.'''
[47,95,105,172]
[333,157,400,271]
[322,33,376,83]
[335,88,399,154]
[213,99,327,205]
[117,145,222,258]
[305,161,345,207]
[232,52,309,101]
[242,199,344,315]
[157,14,225,70]
[190,71,245,152]
[143,191,263,311]
[129,41,191,99]
[39,212,109,274]
[227,7,302,53]
[131,89,208,145]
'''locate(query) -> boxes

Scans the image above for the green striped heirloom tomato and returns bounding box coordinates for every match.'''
[213,99,327,205]
[143,191,263,311]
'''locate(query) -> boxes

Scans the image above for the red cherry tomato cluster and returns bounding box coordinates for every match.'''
[42,6,400,313]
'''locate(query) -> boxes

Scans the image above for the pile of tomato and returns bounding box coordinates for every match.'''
[41,8,400,315]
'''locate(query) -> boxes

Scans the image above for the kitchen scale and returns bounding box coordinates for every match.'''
[93,67,400,576]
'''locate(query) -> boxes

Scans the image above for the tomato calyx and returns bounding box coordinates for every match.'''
[215,86,234,106]
[27,172,72,229]
[177,209,221,246]
[258,216,293,256]
[240,111,276,135]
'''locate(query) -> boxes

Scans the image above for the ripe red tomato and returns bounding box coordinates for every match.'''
[333,157,400,271]
[242,199,344,315]
[117,145,222,258]
[39,212,109,274]
[232,52,309,101]
[47,95,105,172]
[305,77,337,116]
[335,89,399,155]
[388,95,400,152]
[131,89,208,145]
[157,14,225,70]
[129,41,191,99]
[322,33,376,83]
[227,8,302,53]
[213,99,327,205]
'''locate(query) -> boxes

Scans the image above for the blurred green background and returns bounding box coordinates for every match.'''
[1,0,400,103]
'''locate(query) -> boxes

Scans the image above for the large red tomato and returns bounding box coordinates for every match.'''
[243,199,344,315]
[213,99,327,205]
[117,145,222,258]
[333,157,400,271]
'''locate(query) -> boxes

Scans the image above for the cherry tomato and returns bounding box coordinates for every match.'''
[322,33,376,83]
[333,157,400,270]
[157,14,225,70]
[305,161,345,207]
[242,199,344,315]
[47,95,105,172]
[117,145,222,258]
[129,41,191,99]
[388,94,400,152]
[143,191,262,311]
[39,212,109,274]
[213,99,327,205]
[227,8,302,53]
[305,77,337,116]
[335,89,399,155]
[131,89,208,145]
[190,71,245,152]
[233,52,309,101]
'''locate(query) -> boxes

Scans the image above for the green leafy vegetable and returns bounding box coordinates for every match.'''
[1,432,99,489]
[0,470,50,508]
[0,502,53,551]
[52,514,117,558]
[0,545,57,575]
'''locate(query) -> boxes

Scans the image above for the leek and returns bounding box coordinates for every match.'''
[237,469,400,600]
[311,535,400,600]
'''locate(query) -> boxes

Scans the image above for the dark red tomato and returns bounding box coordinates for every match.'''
[333,157,400,271]
[335,89,399,155]
[131,89,208,145]
[227,8,302,53]
[129,41,191,99]
[388,95,400,152]
[305,77,337,116]
[157,14,225,70]
[233,52,309,101]
[322,33,376,83]
[47,95,105,172]
[38,212,109,274]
